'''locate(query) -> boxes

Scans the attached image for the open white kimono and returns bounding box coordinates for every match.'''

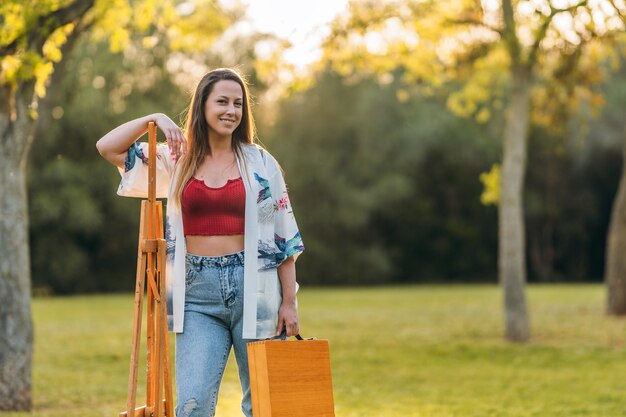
[116,142,304,339]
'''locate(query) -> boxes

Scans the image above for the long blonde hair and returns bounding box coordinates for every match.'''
[172,68,256,206]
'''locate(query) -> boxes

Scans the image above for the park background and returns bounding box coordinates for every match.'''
[2,0,626,416]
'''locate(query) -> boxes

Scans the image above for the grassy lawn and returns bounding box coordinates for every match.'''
[3,284,626,417]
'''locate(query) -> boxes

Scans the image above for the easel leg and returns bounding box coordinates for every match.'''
[126,201,149,417]
[146,265,155,411]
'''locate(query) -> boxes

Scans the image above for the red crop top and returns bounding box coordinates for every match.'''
[181,177,245,235]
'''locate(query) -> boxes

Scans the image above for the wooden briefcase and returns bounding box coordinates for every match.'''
[247,335,335,417]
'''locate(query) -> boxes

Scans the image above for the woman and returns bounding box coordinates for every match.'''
[96,68,304,417]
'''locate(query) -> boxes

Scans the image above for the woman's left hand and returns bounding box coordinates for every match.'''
[276,300,299,337]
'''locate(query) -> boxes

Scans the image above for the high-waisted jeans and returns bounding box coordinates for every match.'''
[175,251,255,417]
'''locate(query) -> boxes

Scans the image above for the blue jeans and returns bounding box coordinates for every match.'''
[175,251,255,417]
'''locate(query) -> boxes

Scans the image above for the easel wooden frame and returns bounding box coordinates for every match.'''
[119,122,174,417]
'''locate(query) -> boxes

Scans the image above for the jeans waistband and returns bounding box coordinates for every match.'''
[185,251,244,267]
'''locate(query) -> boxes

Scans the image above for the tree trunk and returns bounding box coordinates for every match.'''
[499,65,531,342]
[0,82,36,411]
[605,129,626,315]
[0,4,96,409]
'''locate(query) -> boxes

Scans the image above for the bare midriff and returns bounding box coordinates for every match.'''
[185,234,244,257]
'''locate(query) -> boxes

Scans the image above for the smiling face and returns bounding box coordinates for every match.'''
[204,79,244,142]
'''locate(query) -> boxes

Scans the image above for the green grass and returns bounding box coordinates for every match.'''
[4,284,626,417]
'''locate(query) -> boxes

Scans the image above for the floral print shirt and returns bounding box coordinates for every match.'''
[116,142,304,339]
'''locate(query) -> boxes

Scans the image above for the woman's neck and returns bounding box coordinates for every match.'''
[208,135,233,156]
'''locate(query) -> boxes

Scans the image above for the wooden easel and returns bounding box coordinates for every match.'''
[120,122,173,417]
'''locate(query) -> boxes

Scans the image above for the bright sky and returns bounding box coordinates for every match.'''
[239,0,351,70]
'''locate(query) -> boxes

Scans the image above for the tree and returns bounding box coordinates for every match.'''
[0,2,95,409]
[0,0,232,409]
[603,63,626,315]
[320,0,626,341]
[604,130,626,313]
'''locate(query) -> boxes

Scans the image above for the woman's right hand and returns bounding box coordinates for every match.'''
[154,113,187,161]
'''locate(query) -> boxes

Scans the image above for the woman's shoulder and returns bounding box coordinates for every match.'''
[240,143,263,153]
[241,143,279,167]
[240,142,269,154]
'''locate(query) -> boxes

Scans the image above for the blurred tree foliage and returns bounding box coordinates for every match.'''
[526,61,626,283]
[525,128,621,282]
[265,70,499,285]
[265,69,622,287]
